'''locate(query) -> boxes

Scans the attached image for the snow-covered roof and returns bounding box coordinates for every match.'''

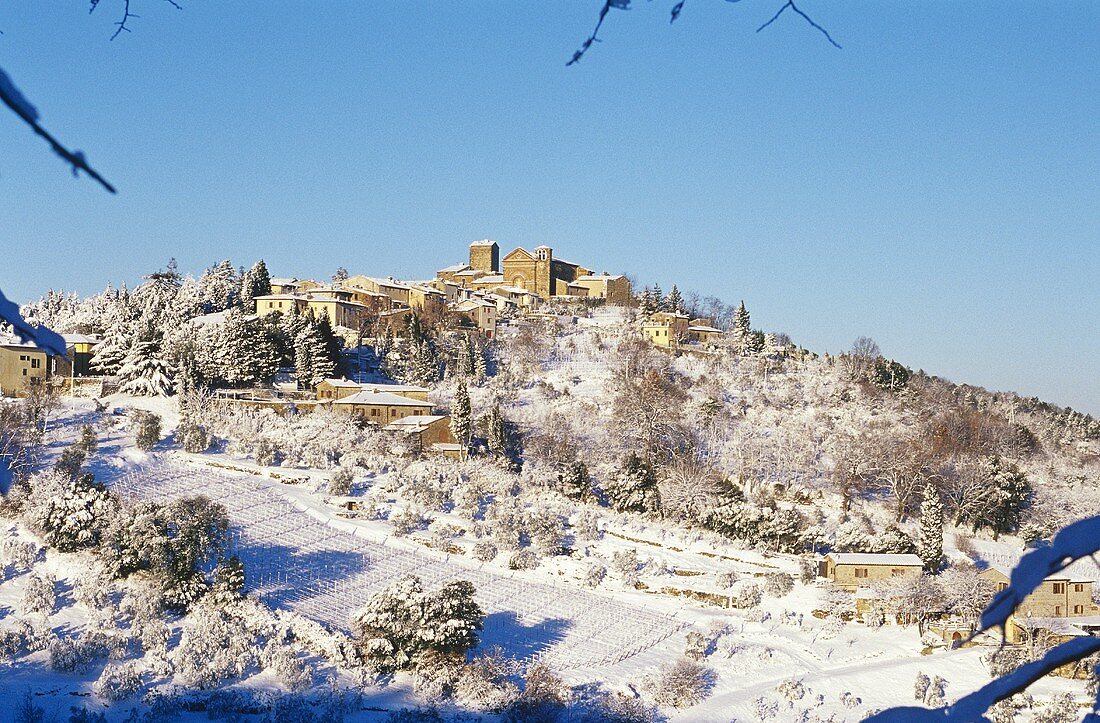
[270,277,298,286]
[254,293,301,301]
[437,263,471,274]
[576,274,625,281]
[320,378,362,388]
[456,299,495,310]
[470,239,497,246]
[473,274,505,284]
[1013,618,1091,636]
[334,390,433,407]
[386,414,448,432]
[980,563,1096,583]
[62,333,99,344]
[827,553,923,567]
[0,336,41,350]
[454,269,485,277]
[358,382,429,394]
[364,277,412,290]
[495,286,535,295]
[689,325,723,333]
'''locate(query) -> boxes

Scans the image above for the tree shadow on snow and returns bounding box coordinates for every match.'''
[478,610,572,661]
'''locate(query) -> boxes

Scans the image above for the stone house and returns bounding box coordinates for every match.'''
[0,339,49,397]
[454,298,498,338]
[979,566,1100,643]
[385,414,464,459]
[572,274,632,305]
[687,319,723,346]
[818,553,924,591]
[332,388,433,424]
[643,311,690,349]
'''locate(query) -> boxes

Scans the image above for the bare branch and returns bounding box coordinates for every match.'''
[568,0,630,66]
[0,69,117,194]
[757,0,842,49]
[110,0,137,41]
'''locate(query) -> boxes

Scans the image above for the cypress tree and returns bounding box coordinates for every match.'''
[450,381,472,448]
[918,482,944,572]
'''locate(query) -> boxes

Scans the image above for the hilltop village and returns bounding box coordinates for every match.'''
[1,240,1099,721]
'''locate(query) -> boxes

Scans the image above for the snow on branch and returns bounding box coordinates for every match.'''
[0,288,67,358]
[980,515,1100,633]
[0,65,117,193]
[866,637,1100,722]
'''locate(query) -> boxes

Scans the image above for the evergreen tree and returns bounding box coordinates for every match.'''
[666,285,684,314]
[91,318,133,375]
[197,260,239,314]
[118,337,174,396]
[485,403,508,459]
[332,267,349,282]
[294,325,334,388]
[450,381,472,448]
[639,286,656,315]
[732,301,754,354]
[473,335,488,381]
[605,454,659,513]
[560,460,592,501]
[239,259,272,310]
[984,456,1031,538]
[652,283,665,311]
[918,482,944,572]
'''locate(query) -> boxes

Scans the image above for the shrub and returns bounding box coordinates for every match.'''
[391,507,430,537]
[651,658,715,708]
[508,549,540,571]
[584,564,607,588]
[799,558,817,585]
[22,572,56,616]
[78,424,98,454]
[472,541,498,562]
[94,661,143,702]
[255,439,278,466]
[132,411,162,451]
[177,419,211,453]
[764,572,794,598]
[328,468,354,496]
[731,582,762,609]
[715,569,739,589]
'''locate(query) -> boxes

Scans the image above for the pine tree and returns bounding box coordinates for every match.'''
[605,454,659,513]
[652,283,665,311]
[732,301,752,354]
[560,460,592,501]
[91,319,133,376]
[666,285,684,314]
[639,287,656,315]
[294,325,333,388]
[239,259,271,309]
[984,456,1031,538]
[198,260,239,313]
[118,338,174,396]
[450,381,472,448]
[332,267,349,282]
[918,482,944,572]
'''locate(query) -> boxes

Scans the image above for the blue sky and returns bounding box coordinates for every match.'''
[1,2,1098,414]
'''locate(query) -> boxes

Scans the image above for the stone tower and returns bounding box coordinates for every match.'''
[469,240,499,274]
[533,245,552,298]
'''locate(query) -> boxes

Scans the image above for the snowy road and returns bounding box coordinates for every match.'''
[108,460,687,672]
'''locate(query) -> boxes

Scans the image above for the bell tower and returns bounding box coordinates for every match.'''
[469,240,499,274]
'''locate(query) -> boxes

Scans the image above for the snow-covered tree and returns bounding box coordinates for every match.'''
[560,460,592,501]
[450,381,472,449]
[131,411,162,451]
[918,482,944,572]
[239,259,272,309]
[350,575,484,673]
[91,317,134,375]
[666,285,684,314]
[650,658,714,708]
[604,453,659,513]
[118,337,174,396]
[23,471,117,552]
[731,300,752,353]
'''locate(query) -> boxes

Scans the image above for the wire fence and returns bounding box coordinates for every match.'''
[110,461,687,670]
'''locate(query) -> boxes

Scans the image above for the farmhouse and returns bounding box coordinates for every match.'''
[385,414,464,459]
[332,388,433,423]
[0,338,49,397]
[818,553,924,591]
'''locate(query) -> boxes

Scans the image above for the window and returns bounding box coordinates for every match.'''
[1074,605,1084,614]
[31,358,40,369]
[891,569,905,575]
[370,409,378,417]
[1075,584,1085,593]
[854,568,868,578]
[1055,605,1062,616]
[997,582,1008,592]
[1053,582,1066,594]
[22,369,27,376]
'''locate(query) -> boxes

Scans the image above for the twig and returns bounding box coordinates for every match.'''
[111,0,137,40]
[757,0,842,49]
[0,77,117,193]
[567,0,630,66]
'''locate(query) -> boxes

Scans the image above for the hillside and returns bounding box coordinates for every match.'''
[1,266,1098,721]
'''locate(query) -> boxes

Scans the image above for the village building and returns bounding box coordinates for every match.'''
[436,240,629,302]
[0,338,50,397]
[384,414,465,459]
[686,318,724,346]
[818,553,924,591]
[453,298,498,338]
[331,388,433,423]
[979,566,1100,643]
[253,290,369,330]
[643,311,690,349]
[572,274,633,304]
[317,379,431,402]
[269,278,301,295]
[59,334,99,377]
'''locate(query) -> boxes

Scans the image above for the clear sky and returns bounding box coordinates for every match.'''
[1,2,1098,414]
